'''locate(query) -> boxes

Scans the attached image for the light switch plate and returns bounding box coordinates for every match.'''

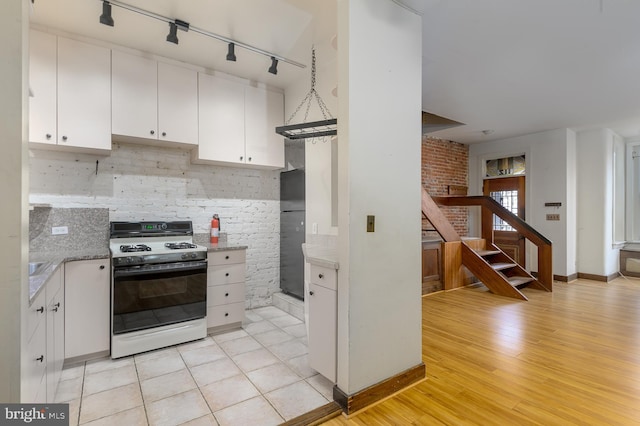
[367,215,375,232]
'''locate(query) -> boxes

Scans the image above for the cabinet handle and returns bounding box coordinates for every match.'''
[99,265,105,270]
[36,306,44,314]
[45,133,51,140]
[54,302,60,308]
[309,291,314,296]
[225,272,229,277]
[240,156,243,161]
[224,313,229,317]
[62,135,68,141]
[225,292,229,297]
[52,306,58,313]
[162,132,167,137]
[319,274,324,279]
[150,130,155,135]
[225,255,230,260]
[36,355,44,363]
[248,157,252,162]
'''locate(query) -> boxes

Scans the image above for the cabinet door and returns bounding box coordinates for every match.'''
[29,30,57,145]
[46,288,64,403]
[112,50,158,140]
[308,282,336,382]
[57,37,111,151]
[244,86,285,169]
[197,73,245,164]
[158,62,198,145]
[65,259,110,360]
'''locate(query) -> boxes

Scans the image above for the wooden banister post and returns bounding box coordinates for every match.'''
[481,205,493,245]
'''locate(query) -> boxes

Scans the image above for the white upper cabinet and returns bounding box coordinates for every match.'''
[112,52,198,146]
[157,62,198,146]
[29,30,57,145]
[111,50,158,140]
[197,73,245,163]
[56,37,111,151]
[194,73,285,170]
[29,31,111,152]
[244,86,285,169]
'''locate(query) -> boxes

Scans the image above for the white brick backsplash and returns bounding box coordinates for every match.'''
[29,142,281,307]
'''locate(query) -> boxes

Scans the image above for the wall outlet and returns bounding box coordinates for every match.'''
[51,226,69,235]
[546,214,560,221]
[312,223,318,234]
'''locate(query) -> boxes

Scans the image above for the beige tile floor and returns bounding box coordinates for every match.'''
[55,306,334,426]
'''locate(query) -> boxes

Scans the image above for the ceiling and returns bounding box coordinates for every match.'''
[30,0,640,144]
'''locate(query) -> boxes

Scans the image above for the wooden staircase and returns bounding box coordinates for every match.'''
[422,188,552,300]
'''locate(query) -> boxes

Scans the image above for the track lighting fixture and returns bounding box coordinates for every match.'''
[166,22,179,44]
[226,43,237,61]
[268,57,278,75]
[99,1,114,27]
[96,0,304,74]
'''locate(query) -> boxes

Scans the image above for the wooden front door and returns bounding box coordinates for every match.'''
[483,176,526,267]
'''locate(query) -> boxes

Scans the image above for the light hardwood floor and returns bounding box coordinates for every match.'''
[323,277,640,425]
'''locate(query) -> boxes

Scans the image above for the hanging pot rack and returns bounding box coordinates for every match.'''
[275,48,337,141]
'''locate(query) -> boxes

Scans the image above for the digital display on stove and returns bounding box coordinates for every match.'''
[145,225,155,230]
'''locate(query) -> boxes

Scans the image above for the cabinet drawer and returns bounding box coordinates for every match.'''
[209,250,246,266]
[27,290,47,342]
[207,283,245,307]
[24,319,47,403]
[207,302,245,327]
[310,264,337,291]
[208,263,245,285]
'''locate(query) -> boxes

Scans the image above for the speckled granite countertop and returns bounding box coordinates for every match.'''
[29,248,110,305]
[302,243,339,270]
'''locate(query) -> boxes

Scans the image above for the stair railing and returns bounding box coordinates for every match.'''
[432,195,553,292]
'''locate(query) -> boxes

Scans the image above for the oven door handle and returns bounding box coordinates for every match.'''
[113,261,207,278]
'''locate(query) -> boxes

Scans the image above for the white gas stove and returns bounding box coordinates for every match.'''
[109,221,208,358]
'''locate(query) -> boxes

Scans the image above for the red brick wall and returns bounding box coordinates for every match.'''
[422,136,469,237]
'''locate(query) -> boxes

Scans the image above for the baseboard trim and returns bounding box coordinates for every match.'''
[333,363,426,415]
[577,272,619,282]
[280,401,342,426]
[553,273,577,282]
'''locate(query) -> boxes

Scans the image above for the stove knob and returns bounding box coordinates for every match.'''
[127,257,134,264]
[161,223,167,230]
[181,254,188,260]
[191,253,197,259]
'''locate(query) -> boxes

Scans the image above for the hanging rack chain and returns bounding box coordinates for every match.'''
[285,48,334,125]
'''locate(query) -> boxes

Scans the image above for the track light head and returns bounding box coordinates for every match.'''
[166,22,179,44]
[226,43,237,62]
[99,1,114,27]
[268,57,278,75]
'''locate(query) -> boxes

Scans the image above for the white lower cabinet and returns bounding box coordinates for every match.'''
[207,250,246,333]
[23,265,65,403]
[308,264,337,382]
[65,259,110,361]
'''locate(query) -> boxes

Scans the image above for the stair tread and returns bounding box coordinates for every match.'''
[491,262,517,271]
[506,276,535,286]
[476,249,501,257]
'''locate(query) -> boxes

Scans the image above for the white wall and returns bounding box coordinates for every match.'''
[576,128,619,277]
[1,0,28,403]
[469,128,576,278]
[336,0,423,394]
[29,143,280,308]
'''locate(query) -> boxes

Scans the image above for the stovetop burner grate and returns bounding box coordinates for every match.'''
[164,242,198,250]
[120,244,152,253]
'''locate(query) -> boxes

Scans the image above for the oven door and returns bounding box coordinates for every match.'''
[112,260,207,335]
